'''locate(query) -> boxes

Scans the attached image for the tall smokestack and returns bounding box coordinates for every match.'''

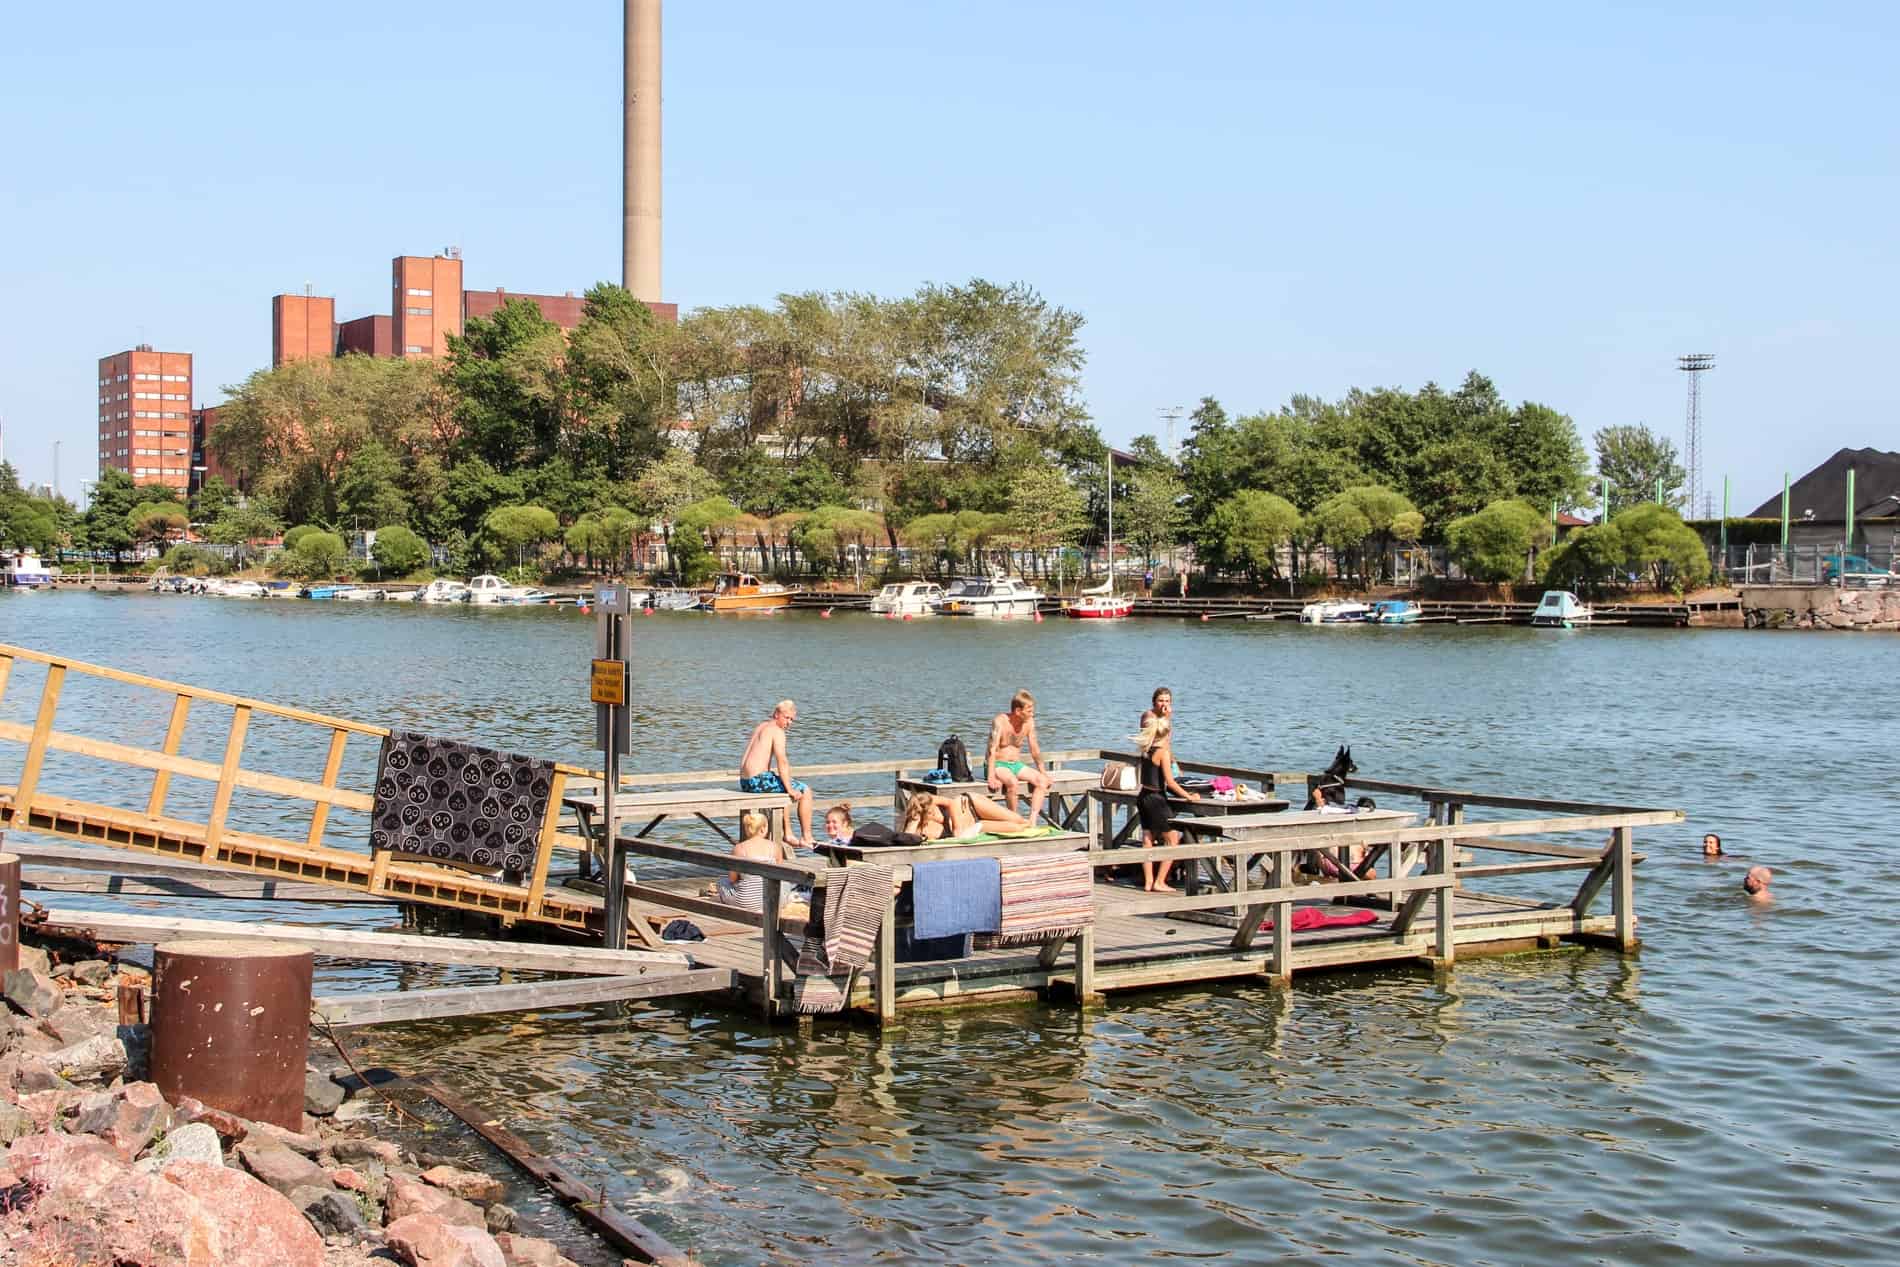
[623,0,662,302]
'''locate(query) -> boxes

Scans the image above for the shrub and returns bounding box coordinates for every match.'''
[1445,500,1552,583]
[370,524,429,576]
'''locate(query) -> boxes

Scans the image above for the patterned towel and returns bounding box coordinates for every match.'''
[370,731,555,878]
[975,851,1095,948]
[789,863,892,1014]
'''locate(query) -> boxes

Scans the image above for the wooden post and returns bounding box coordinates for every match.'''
[202,705,251,853]
[1613,825,1636,950]
[874,883,898,1022]
[10,664,66,824]
[1075,927,1096,1003]
[302,726,348,848]
[1433,837,1456,965]
[146,693,192,817]
[760,877,782,1019]
[1268,846,1292,984]
[524,770,567,919]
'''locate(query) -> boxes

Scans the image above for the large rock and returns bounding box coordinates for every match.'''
[69,1080,173,1159]
[73,959,114,986]
[387,1172,485,1229]
[142,1119,225,1171]
[15,1085,82,1131]
[484,1202,518,1234]
[0,1051,72,1093]
[175,1093,251,1144]
[3,967,61,1018]
[15,944,51,975]
[238,1136,334,1196]
[332,1135,405,1168]
[43,1002,110,1046]
[385,1212,508,1267]
[165,1159,325,1267]
[251,1116,324,1155]
[8,1132,224,1266]
[47,1031,129,1084]
[0,1101,32,1144]
[305,1068,346,1116]
[494,1232,581,1267]
[294,1183,371,1238]
[420,1162,505,1203]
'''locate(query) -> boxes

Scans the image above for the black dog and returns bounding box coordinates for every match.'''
[1304,745,1358,809]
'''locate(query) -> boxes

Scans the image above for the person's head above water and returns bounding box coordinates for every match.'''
[1703,832,1724,857]
[1742,865,1772,897]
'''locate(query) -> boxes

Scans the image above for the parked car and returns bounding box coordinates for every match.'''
[1822,553,1892,584]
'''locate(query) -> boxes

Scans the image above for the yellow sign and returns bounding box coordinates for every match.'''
[590,659,626,706]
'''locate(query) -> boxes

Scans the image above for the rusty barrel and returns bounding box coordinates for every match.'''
[0,850,17,975]
[151,939,311,1131]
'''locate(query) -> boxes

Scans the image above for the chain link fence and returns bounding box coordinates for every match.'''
[1712,542,1897,585]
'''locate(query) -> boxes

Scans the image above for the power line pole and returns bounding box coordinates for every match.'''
[1678,354,1714,518]
[1157,406,1184,459]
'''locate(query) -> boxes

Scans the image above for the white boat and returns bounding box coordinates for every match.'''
[466,574,550,605]
[209,579,267,599]
[5,551,54,589]
[334,586,380,601]
[869,580,944,616]
[1531,590,1594,629]
[938,576,1044,618]
[381,589,420,603]
[649,588,701,611]
[1299,600,1373,624]
[417,579,470,604]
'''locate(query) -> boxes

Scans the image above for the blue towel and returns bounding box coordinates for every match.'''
[912,858,1002,939]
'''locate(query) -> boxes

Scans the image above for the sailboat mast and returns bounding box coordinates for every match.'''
[1106,451,1113,587]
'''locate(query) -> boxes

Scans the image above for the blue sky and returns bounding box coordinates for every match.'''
[3,1,1894,512]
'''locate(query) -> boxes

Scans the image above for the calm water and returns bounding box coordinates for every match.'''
[2,590,1896,1266]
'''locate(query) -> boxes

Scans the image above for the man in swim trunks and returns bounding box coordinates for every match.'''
[985,689,1051,823]
[739,699,814,847]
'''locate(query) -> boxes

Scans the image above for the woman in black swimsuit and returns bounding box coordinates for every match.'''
[1134,716,1198,892]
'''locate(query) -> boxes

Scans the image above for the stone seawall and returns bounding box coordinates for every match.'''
[1740,585,1900,631]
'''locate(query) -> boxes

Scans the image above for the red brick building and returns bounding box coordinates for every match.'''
[392,253,464,360]
[337,314,393,358]
[271,294,336,367]
[462,287,678,330]
[97,346,192,493]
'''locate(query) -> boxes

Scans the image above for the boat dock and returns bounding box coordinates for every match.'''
[0,642,1679,1027]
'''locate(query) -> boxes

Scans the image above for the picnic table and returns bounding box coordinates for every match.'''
[1167,807,1418,894]
[894,767,1101,834]
[1089,786,1291,854]
[564,785,792,879]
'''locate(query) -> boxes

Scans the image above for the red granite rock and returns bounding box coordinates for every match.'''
[420,1162,506,1203]
[385,1212,507,1267]
[387,1172,485,1229]
[164,1159,325,1267]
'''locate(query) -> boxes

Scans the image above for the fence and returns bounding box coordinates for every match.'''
[1711,542,1897,586]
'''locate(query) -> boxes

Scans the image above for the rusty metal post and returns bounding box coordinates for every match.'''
[151,939,312,1131]
[0,851,18,975]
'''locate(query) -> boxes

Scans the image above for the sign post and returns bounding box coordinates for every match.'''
[592,584,632,949]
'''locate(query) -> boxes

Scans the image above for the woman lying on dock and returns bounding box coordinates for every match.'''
[900,789,1030,842]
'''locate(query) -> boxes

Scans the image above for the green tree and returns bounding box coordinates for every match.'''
[635,448,722,577]
[188,475,237,525]
[282,524,321,551]
[1303,494,1374,580]
[286,530,349,579]
[80,471,144,564]
[370,524,430,576]
[1206,490,1301,580]
[1612,503,1710,591]
[1006,463,1086,580]
[1445,500,1552,583]
[482,505,560,568]
[792,505,882,584]
[161,543,229,577]
[1594,424,1687,515]
[1542,523,1626,595]
[0,464,59,554]
[207,504,283,568]
[427,458,523,544]
[336,442,411,531]
[1120,465,1185,566]
[128,502,189,551]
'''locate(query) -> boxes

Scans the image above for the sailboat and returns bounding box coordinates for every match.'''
[1065,456,1133,619]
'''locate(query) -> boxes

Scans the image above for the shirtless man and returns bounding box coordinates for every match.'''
[738,699,814,847]
[986,689,1051,823]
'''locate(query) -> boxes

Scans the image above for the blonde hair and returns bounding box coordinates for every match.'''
[900,795,937,835]
[739,810,769,840]
[1135,715,1172,756]
[825,803,853,828]
[1010,689,1035,713]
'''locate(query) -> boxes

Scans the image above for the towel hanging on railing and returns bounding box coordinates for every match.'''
[370,730,556,878]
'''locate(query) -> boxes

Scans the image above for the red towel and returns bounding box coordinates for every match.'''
[1262,906,1379,932]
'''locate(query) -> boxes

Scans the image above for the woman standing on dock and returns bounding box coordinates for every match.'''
[1135,715,1197,892]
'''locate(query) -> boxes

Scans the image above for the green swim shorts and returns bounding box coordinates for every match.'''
[990,760,1027,778]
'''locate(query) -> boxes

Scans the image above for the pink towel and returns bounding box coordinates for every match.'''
[1262,906,1379,932]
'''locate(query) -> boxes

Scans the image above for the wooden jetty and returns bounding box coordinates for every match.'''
[0,641,1680,1027]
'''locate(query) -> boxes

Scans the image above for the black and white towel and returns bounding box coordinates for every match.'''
[370,730,556,878]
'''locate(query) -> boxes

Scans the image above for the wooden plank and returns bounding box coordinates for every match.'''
[304,727,349,848]
[760,876,782,1019]
[621,882,765,930]
[1112,871,1448,917]
[1269,848,1292,981]
[0,721,376,813]
[146,694,192,817]
[875,882,897,1021]
[0,652,12,705]
[823,831,1091,867]
[624,837,825,884]
[22,869,394,903]
[1613,825,1635,949]
[1435,839,1455,963]
[524,770,567,918]
[202,705,250,851]
[9,663,65,823]
[1457,858,1606,878]
[1340,776,1667,817]
[33,908,690,971]
[312,969,732,1026]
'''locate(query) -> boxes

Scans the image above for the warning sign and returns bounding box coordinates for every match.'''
[590,659,626,706]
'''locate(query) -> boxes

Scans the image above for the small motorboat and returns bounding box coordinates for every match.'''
[334,586,381,601]
[650,588,701,611]
[869,580,944,616]
[1531,590,1594,629]
[938,575,1043,618]
[380,588,420,602]
[1065,592,1133,620]
[209,579,267,599]
[301,584,349,600]
[1368,599,1422,625]
[466,574,550,605]
[4,551,54,589]
[701,572,796,612]
[1299,600,1373,624]
[417,579,470,604]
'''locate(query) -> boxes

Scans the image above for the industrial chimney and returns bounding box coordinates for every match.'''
[623,0,662,302]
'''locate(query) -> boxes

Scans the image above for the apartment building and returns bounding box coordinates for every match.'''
[271,293,336,367]
[391,253,464,360]
[97,345,192,492]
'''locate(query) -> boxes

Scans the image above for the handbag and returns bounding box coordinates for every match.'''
[1099,762,1138,793]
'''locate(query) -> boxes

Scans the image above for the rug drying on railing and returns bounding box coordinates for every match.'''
[791,862,892,1014]
[370,731,555,877]
[974,851,1094,948]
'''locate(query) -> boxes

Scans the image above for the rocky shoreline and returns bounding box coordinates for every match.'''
[0,935,610,1267]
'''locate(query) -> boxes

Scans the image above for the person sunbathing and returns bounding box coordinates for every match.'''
[900,788,1029,842]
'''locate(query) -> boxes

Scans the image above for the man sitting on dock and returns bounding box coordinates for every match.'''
[986,689,1052,823]
[739,699,815,847]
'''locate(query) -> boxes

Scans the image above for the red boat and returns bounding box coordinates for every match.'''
[1065,593,1133,619]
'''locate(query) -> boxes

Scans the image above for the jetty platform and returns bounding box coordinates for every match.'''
[0,642,1679,1027]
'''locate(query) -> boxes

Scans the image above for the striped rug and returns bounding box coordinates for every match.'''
[790,862,892,1014]
[975,851,1095,948]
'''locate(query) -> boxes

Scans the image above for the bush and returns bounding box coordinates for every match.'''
[161,544,229,577]
[370,524,430,576]
[1446,500,1552,583]
[278,530,349,579]
[282,524,320,551]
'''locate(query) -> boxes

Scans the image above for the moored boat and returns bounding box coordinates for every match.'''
[701,572,795,612]
[1064,592,1133,619]
[4,551,53,589]
[1299,599,1373,624]
[1531,590,1594,629]
[417,579,470,604]
[869,580,944,616]
[938,576,1043,618]
[649,588,701,611]
[466,574,551,605]
[1368,599,1422,625]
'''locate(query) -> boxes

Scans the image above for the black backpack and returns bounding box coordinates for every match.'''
[937,734,974,783]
